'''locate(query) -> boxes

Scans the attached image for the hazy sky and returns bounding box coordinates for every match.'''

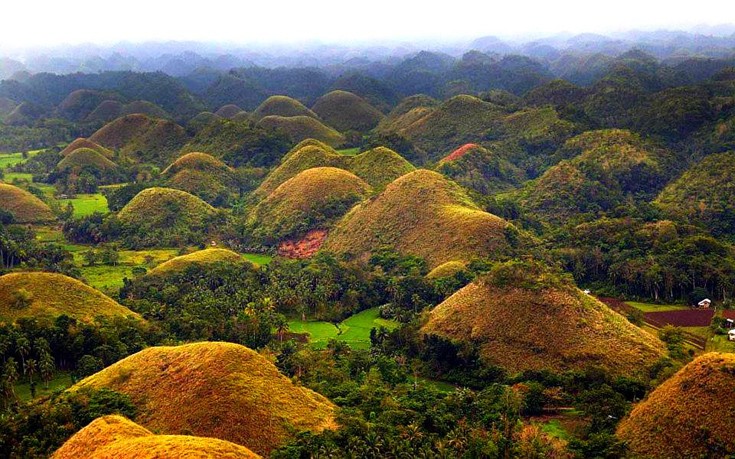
[2,0,734,48]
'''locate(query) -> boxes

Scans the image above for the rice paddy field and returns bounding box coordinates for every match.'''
[58,193,109,216]
[288,307,398,349]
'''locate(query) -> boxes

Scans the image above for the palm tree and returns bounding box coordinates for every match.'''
[15,335,30,374]
[24,359,37,398]
[39,351,55,389]
[275,315,289,342]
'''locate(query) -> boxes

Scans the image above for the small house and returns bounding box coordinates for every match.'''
[697,298,712,308]
[728,329,735,342]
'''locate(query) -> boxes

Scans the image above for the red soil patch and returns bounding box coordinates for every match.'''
[277,229,327,259]
[644,309,714,327]
[597,297,636,315]
[442,143,479,162]
[722,310,735,320]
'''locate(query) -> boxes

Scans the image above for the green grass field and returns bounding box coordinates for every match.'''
[58,193,109,217]
[337,147,360,156]
[0,152,25,168]
[627,301,689,312]
[242,253,273,265]
[288,307,398,349]
[15,372,73,401]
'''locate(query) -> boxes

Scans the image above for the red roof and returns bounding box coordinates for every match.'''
[722,310,735,320]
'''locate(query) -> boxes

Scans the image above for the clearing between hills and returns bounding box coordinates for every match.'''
[288,307,398,349]
[58,193,109,217]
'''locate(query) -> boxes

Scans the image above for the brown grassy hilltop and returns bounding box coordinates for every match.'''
[617,352,735,459]
[311,90,384,132]
[60,138,114,158]
[0,272,140,324]
[422,261,666,376]
[70,342,337,455]
[322,169,515,268]
[0,183,55,223]
[52,415,261,459]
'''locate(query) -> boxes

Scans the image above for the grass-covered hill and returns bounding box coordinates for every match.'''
[71,342,337,455]
[84,99,124,123]
[162,152,238,205]
[252,95,318,120]
[655,151,735,235]
[257,115,345,147]
[516,129,679,223]
[180,118,292,167]
[56,148,119,172]
[116,187,218,247]
[311,90,384,132]
[57,89,115,121]
[187,111,221,133]
[88,114,189,166]
[376,94,439,132]
[215,104,247,119]
[422,260,666,376]
[147,248,250,277]
[617,353,735,458]
[0,272,140,323]
[425,260,467,280]
[0,183,55,223]
[52,415,261,459]
[436,143,525,195]
[322,170,516,268]
[383,95,506,161]
[247,167,371,242]
[252,142,414,200]
[60,138,114,158]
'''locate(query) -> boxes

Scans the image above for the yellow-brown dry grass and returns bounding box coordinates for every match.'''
[0,183,55,223]
[248,166,371,240]
[148,248,250,277]
[422,264,666,376]
[311,90,384,132]
[70,342,336,456]
[426,261,467,279]
[252,95,318,120]
[57,148,118,171]
[117,187,216,226]
[617,352,735,459]
[322,170,513,268]
[61,138,114,158]
[52,415,261,459]
[256,115,345,147]
[0,272,141,324]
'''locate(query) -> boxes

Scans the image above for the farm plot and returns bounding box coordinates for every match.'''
[644,309,715,327]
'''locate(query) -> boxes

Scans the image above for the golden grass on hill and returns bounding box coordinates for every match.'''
[436,143,525,195]
[617,353,735,459]
[426,261,467,279]
[0,183,55,223]
[71,342,336,455]
[257,115,345,147]
[215,104,246,119]
[0,272,141,324]
[117,187,216,227]
[148,248,250,277]
[162,152,234,176]
[377,94,439,132]
[57,148,119,171]
[248,167,371,241]
[311,90,385,132]
[52,415,261,459]
[61,138,114,158]
[322,170,515,268]
[122,100,169,119]
[253,142,414,201]
[162,152,237,202]
[252,95,319,120]
[422,261,666,376]
[89,114,189,166]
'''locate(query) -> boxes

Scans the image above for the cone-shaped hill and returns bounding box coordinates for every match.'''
[517,129,679,223]
[376,94,439,133]
[162,152,238,205]
[252,95,318,120]
[257,115,345,147]
[52,415,261,459]
[382,95,506,161]
[117,187,217,246]
[252,142,414,201]
[215,104,247,119]
[148,248,251,277]
[89,114,189,166]
[311,90,384,132]
[422,260,666,376]
[322,170,516,268]
[617,353,735,459]
[436,143,524,195]
[0,183,55,223]
[85,100,124,123]
[248,167,371,242]
[0,272,141,324]
[70,342,337,455]
[655,151,735,235]
[60,138,114,158]
[187,111,221,133]
[57,148,119,172]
